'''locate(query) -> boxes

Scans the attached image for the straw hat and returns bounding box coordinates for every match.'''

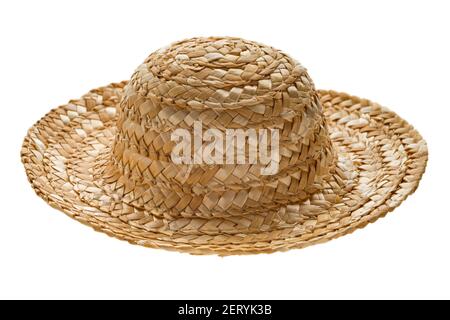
[21,37,428,255]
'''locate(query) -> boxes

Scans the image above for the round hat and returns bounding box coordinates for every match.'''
[21,37,428,255]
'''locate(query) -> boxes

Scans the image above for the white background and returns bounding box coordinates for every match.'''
[0,0,448,299]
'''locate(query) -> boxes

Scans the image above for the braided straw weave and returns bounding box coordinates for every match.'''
[21,37,428,255]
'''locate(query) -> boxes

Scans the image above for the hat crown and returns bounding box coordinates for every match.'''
[128,37,317,113]
[110,37,335,218]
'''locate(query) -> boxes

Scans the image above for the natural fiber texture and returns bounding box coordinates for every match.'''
[21,37,428,255]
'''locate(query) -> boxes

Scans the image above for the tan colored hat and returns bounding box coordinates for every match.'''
[21,37,427,255]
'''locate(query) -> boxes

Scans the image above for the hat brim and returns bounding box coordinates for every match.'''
[21,82,428,255]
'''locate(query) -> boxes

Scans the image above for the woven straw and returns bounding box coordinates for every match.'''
[21,37,428,255]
